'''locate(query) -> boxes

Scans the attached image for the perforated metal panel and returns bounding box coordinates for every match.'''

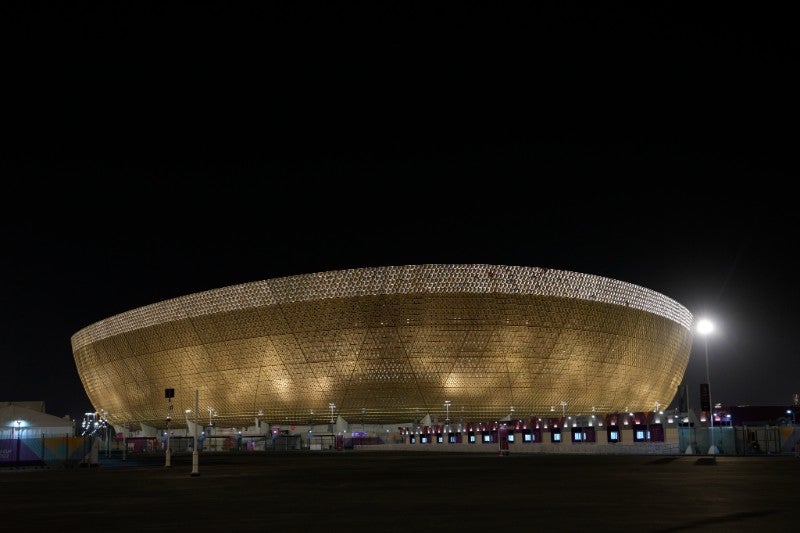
[71,265,693,428]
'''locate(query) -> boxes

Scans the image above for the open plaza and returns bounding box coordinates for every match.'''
[2,451,799,531]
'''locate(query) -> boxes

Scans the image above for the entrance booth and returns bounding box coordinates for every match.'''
[498,425,509,455]
[648,423,665,442]
[521,427,542,443]
[448,432,462,443]
[570,426,597,443]
[633,424,648,442]
[607,424,621,443]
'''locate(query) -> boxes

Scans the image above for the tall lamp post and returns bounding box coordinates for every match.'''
[697,318,719,455]
[191,389,200,476]
[443,400,452,442]
[164,388,174,467]
[101,409,110,458]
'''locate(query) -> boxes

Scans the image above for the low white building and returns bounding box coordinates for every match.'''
[0,401,74,439]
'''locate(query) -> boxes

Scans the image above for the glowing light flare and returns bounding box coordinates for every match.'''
[696,318,714,336]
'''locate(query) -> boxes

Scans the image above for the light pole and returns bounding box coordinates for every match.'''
[101,409,109,458]
[308,410,314,450]
[697,318,719,455]
[164,389,174,467]
[206,405,217,448]
[191,389,199,476]
[443,400,451,441]
[184,408,194,450]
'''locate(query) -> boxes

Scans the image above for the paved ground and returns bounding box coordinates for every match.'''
[2,451,799,531]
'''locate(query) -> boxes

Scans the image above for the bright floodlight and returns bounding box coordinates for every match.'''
[696,318,714,336]
[696,316,719,455]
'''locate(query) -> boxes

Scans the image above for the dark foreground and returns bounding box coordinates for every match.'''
[2,451,799,531]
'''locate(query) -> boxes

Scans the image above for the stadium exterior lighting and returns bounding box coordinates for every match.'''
[697,318,719,455]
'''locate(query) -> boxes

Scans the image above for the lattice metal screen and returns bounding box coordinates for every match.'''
[72,265,693,428]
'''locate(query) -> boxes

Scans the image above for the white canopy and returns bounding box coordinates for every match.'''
[0,402,74,438]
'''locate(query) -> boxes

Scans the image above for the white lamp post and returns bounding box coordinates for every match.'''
[697,318,719,455]
[164,392,173,468]
[443,400,451,439]
[100,409,109,458]
[191,389,200,476]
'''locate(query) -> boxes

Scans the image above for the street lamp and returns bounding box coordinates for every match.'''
[101,409,110,458]
[443,400,452,438]
[308,410,314,450]
[191,389,199,476]
[697,318,719,455]
[164,389,174,467]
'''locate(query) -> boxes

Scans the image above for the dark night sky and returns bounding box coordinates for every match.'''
[3,2,799,420]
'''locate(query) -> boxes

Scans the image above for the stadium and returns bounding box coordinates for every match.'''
[71,264,694,450]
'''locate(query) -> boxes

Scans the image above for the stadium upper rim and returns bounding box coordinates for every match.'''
[71,264,693,351]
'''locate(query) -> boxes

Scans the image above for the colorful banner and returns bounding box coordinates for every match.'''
[0,437,90,465]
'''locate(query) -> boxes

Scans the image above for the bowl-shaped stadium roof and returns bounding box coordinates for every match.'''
[72,264,693,428]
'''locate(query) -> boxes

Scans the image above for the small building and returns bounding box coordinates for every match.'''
[0,401,75,438]
[1,401,85,466]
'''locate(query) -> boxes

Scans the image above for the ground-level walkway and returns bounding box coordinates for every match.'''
[2,451,798,531]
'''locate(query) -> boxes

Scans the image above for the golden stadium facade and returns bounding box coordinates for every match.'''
[71,265,694,430]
